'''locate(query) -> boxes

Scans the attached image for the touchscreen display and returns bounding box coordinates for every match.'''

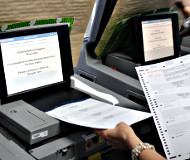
[0,32,63,95]
[141,18,174,62]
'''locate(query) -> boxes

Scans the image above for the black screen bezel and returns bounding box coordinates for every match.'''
[135,13,180,65]
[0,24,74,101]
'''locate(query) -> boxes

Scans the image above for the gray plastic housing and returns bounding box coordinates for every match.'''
[74,0,148,109]
[180,35,190,55]
[0,100,60,145]
[0,133,35,160]
[30,131,107,160]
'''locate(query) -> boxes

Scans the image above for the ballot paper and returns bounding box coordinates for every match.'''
[136,54,190,160]
[46,98,151,129]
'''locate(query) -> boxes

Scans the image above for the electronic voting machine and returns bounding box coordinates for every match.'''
[75,0,181,109]
[0,21,150,160]
[0,0,183,159]
[74,0,184,157]
[0,24,112,160]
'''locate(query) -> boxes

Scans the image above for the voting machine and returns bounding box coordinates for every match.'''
[0,20,156,159]
[0,23,126,160]
[0,0,178,158]
[73,0,186,157]
[74,0,182,110]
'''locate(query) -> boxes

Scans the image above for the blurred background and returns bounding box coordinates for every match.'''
[0,0,179,67]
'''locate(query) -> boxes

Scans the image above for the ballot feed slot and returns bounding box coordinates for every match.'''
[78,70,96,82]
[126,90,148,108]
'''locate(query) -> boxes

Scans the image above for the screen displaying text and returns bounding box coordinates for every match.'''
[142,18,174,62]
[0,32,63,95]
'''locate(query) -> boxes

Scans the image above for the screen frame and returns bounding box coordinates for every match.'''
[0,24,74,101]
[134,13,180,65]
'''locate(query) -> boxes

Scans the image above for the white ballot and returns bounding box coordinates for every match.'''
[136,54,190,160]
[46,98,151,129]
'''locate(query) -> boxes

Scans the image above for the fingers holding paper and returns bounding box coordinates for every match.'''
[93,122,142,151]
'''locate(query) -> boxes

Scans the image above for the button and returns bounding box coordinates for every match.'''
[99,137,104,142]
[87,141,92,148]
[92,136,99,143]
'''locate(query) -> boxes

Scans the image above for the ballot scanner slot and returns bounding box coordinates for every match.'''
[126,90,148,108]
[78,70,96,82]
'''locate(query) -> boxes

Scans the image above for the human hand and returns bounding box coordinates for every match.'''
[94,122,142,151]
